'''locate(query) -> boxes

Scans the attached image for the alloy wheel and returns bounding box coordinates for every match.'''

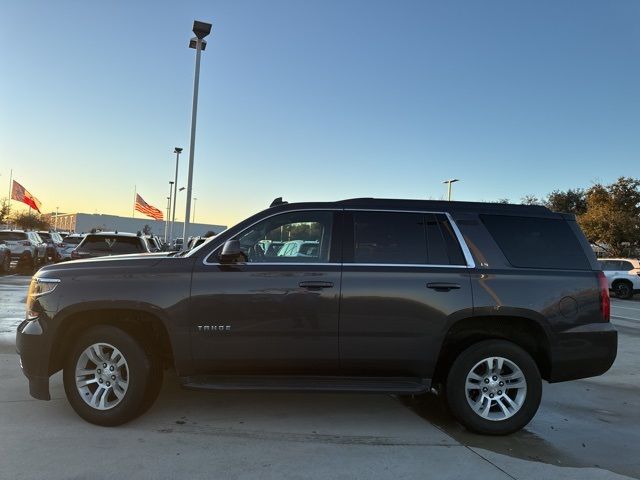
[464,356,527,421]
[75,342,129,410]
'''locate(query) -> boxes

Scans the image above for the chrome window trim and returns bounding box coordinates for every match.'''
[202,207,476,268]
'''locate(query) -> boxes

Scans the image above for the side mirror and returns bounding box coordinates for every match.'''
[219,239,244,264]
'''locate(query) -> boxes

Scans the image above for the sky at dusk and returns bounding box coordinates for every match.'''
[1,0,639,228]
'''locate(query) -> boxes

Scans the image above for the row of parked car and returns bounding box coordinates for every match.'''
[2,228,638,301]
[0,229,208,272]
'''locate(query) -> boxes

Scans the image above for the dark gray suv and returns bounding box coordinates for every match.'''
[17,198,616,434]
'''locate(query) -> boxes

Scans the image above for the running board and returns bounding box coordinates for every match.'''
[180,375,431,394]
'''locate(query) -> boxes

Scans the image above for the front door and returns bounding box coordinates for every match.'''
[189,210,341,374]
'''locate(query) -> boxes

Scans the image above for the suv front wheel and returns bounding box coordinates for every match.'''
[63,325,162,426]
[445,339,542,435]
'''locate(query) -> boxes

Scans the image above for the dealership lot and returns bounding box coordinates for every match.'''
[0,274,638,479]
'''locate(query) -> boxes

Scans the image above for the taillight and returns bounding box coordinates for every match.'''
[597,271,610,322]
[71,251,80,259]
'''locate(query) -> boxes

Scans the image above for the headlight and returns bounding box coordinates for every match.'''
[28,277,61,297]
[26,278,60,320]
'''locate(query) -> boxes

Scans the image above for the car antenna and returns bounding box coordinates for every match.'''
[270,197,288,207]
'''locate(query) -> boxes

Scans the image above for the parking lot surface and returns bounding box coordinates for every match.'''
[0,273,638,479]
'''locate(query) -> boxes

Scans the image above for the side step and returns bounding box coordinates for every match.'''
[181,375,431,394]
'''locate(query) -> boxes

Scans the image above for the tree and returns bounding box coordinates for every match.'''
[14,212,50,230]
[578,177,640,257]
[520,195,542,206]
[545,188,587,215]
[495,198,510,204]
[0,198,10,225]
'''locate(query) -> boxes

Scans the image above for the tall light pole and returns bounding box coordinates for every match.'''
[164,196,171,242]
[169,147,182,243]
[192,197,198,223]
[167,181,175,240]
[443,179,459,201]
[182,20,212,249]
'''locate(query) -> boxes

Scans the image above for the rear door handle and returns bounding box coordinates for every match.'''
[427,282,461,291]
[299,281,334,289]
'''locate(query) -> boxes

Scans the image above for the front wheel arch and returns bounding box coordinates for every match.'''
[49,308,174,375]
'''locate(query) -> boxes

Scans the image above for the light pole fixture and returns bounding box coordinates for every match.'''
[443,179,459,201]
[169,147,183,243]
[182,19,212,249]
[167,181,175,242]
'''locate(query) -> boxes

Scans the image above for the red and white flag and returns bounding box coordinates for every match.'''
[134,194,164,220]
[11,180,42,213]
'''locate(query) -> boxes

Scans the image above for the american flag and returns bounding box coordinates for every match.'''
[134,194,164,220]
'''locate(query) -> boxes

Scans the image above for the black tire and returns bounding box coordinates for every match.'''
[445,339,542,435]
[613,281,633,300]
[1,254,10,274]
[17,254,34,274]
[63,325,162,426]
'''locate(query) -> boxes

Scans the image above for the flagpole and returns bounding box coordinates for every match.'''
[132,185,136,218]
[7,169,12,209]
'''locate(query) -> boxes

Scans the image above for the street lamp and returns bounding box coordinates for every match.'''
[165,180,174,242]
[443,179,459,201]
[192,197,198,223]
[182,19,212,249]
[169,147,182,243]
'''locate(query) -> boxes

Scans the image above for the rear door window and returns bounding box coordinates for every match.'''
[480,215,590,270]
[353,212,427,264]
[618,261,634,271]
[351,211,467,266]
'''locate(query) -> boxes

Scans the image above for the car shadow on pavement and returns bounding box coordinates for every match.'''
[397,392,638,479]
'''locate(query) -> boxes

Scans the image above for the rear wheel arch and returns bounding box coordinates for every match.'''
[49,308,174,374]
[433,315,551,384]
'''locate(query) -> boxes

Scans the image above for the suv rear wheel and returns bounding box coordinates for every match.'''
[612,280,633,300]
[445,339,542,435]
[63,325,162,426]
[1,254,10,273]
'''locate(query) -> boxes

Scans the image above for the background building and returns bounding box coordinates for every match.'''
[46,212,226,240]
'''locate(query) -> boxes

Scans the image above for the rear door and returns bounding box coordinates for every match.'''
[339,210,473,377]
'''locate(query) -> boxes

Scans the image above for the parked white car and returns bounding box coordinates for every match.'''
[598,258,640,299]
[0,230,46,269]
[56,233,85,260]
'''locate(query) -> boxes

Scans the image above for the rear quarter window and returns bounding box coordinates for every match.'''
[480,214,590,270]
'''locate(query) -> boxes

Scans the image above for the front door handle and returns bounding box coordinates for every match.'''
[299,281,334,289]
[427,282,461,292]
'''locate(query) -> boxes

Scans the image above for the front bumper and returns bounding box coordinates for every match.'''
[16,318,52,400]
[548,322,617,383]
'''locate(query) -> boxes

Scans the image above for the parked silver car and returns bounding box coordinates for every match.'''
[56,233,85,261]
[0,230,46,269]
